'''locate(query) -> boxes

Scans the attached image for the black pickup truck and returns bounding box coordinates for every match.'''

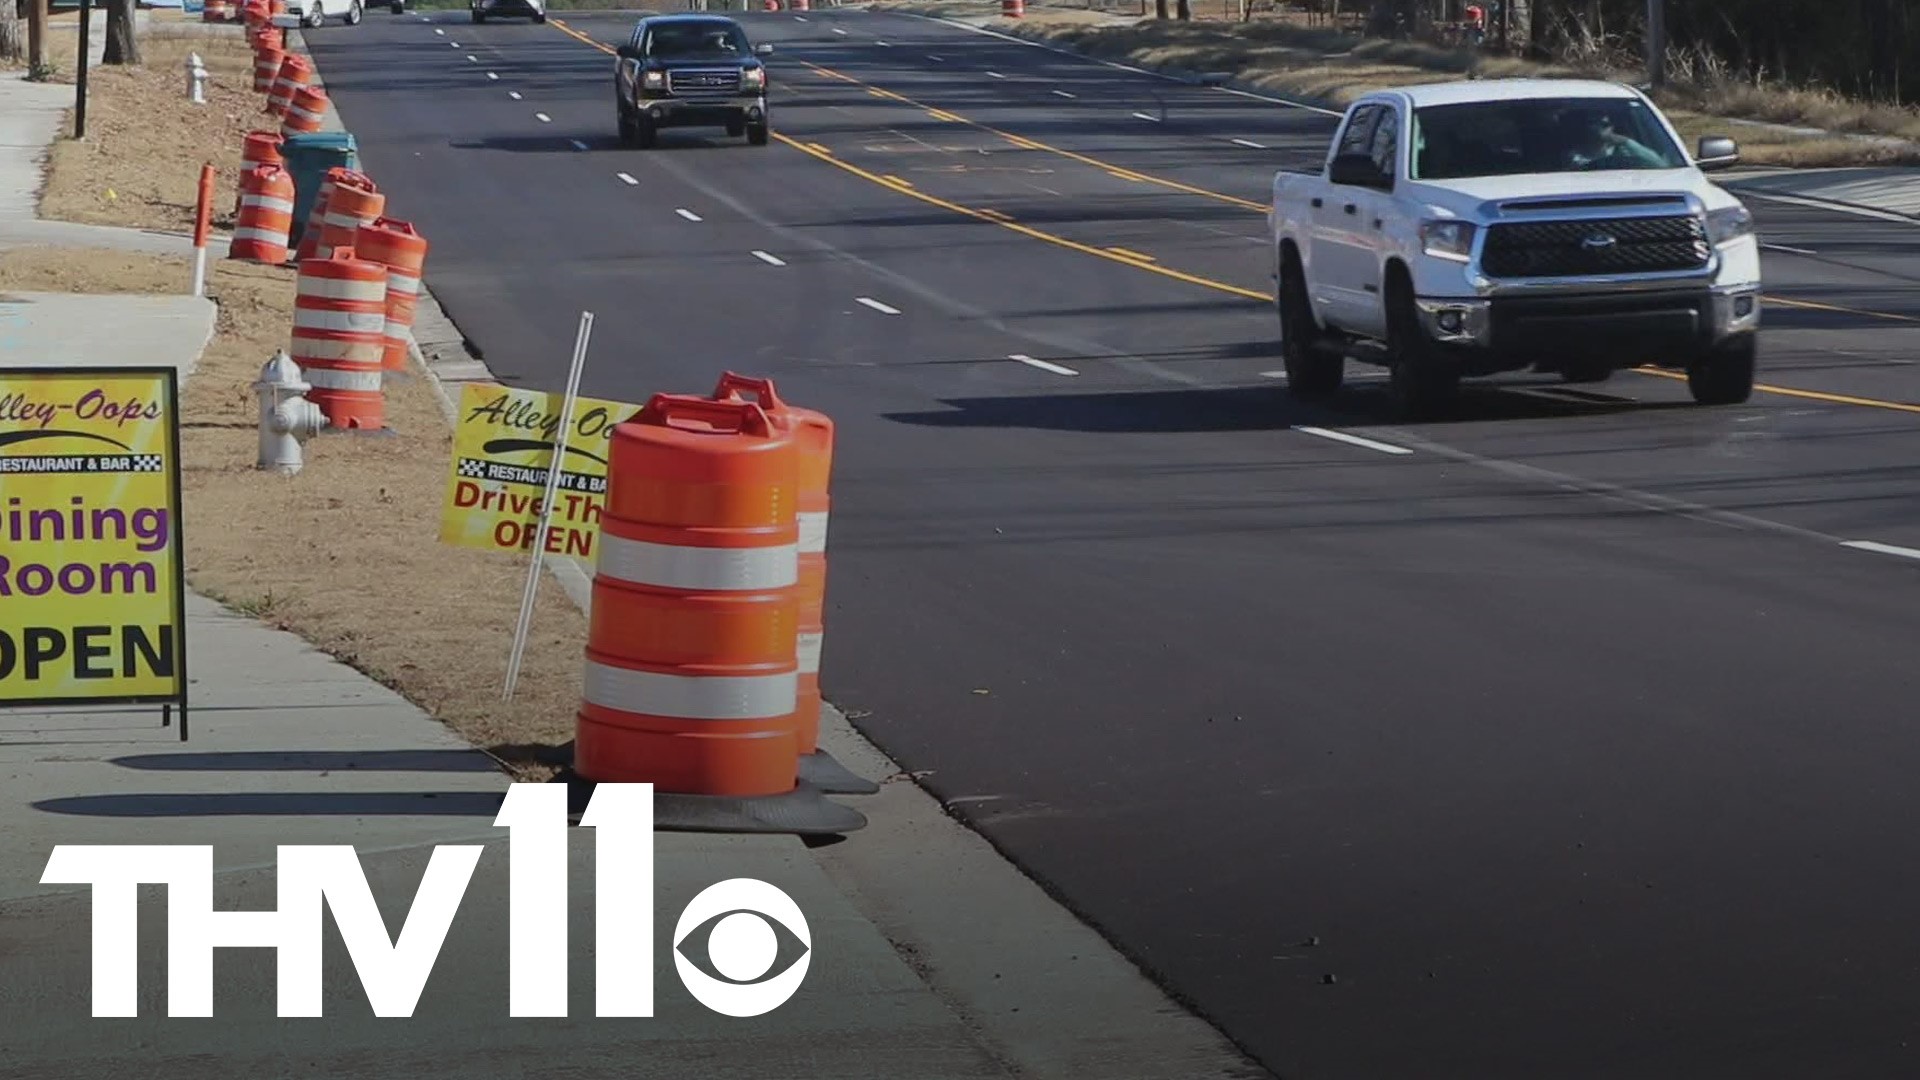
[613,13,773,148]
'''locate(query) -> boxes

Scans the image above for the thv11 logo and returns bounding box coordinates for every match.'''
[39,783,811,1019]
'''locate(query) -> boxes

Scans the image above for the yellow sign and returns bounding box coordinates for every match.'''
[0,367,186,706]
[439,383,644,560]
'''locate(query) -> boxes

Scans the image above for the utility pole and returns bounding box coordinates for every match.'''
[74,0,91,137]
[1645,0,1666,89]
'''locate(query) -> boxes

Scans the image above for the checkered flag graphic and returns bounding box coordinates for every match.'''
[457,458,489,479]
[131,454,164,472]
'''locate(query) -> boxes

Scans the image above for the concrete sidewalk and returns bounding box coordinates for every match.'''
[1721,166,1920,221]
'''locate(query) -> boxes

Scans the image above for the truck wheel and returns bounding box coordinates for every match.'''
[1277,249,1341,397]
[1384,275,1459,420]
[746,122,769,146]
[1687,336,1756,406]
[389,0,402,12]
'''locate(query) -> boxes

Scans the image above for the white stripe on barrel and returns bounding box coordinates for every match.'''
[297,274,387,302]
[242,194,296,214]
[583,661,796,721]
[386,272,421,295]
[300,367,385,392]
[292,335,385,362]
[595,533,798,591]
[798,510,829,555]
[798,631,823,675]
[294,307,386,333]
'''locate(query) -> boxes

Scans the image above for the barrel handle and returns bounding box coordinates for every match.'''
[638,393,774,437]
[712,371,784,412]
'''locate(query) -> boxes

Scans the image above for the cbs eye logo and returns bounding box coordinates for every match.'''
[673,878,812,1016]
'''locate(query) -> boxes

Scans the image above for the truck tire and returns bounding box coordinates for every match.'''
[1687,335,1756,406]
[1384,272,1460,420]
[1277,248,1341,397]
[746,121,769,146]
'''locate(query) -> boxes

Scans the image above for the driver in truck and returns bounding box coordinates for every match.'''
[1561,107,1668,170]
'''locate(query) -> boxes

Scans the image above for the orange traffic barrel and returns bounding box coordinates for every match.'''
[270,0,287,16]
[1002,0,1023,14]
[281,85,329,139]
[205,0,231,21]
[253,25,284,58]
[313,182,385,261]
[296,167,373,260]
[352,218,428,373]
[228,164,294,265]
[241,0,266,25]
[267,53,310,117]
[233,130,284,218]
[292,249,388,430]
[252,46,284,93]
[706,373,873,796]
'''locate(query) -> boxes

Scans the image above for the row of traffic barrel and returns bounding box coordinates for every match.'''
[226,4,428,433]
[576,373,880,835]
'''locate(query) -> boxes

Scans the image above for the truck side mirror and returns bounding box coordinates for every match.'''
[1695,136,1739,171]
[754,43,774,56]
[616,43,639,60]
[1328,152,1390,190]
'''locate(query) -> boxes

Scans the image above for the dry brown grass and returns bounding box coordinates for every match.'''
[0,247,588,778]
[37,28,261,234]
[873,0,1920,166]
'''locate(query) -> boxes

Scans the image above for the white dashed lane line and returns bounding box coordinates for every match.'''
[1232,138,1266,149]
[569,139,589,151]
[434,27,444,34]
[1051,89,1075,98]
[617,172,639,185]
[487,72,499,80]
[752,250,787,266]
[509,91,522,99]
[1293,426,1414,456]
[928,53,944,61]
[676,208,703,222]
[832,27,847,35]
[535,113,552,123]
[1010,354,1078,376]
[987,71,1005,79]
[468,55,478,62]
[794,14,808,20]
[876,39,891,47]
[1842,540,1920,562]
[856,297,901,315]
[1132,111,1161,122]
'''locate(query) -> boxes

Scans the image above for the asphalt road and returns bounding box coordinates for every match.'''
[310,9,1920,1078]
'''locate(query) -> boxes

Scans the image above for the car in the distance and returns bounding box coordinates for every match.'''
[1269,78,1761,418]
[471,0,545,23]
[613,13,773,148]
[279,0,362,27]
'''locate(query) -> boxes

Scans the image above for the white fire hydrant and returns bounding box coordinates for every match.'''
[254,350,326,475]
[186,52,209,105]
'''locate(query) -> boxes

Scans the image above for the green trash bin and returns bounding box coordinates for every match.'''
[279,132,359,247]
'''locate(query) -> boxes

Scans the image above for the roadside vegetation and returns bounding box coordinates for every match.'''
[869,0,1920,167]
[5,24,586,777]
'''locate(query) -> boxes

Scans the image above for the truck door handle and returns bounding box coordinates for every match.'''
[1311,198,1323,208]
[1343,203,1357,215]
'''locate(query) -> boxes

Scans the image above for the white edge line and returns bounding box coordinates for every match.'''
[1293,426,1414,456]
[752,250,787,266]
[676,208,703,221]
[1737,190,1920,226]
[1841,539,1920,561]
[916,13,1347,117]
[1010,353,1078,376]
[1760,242,1819,255]
[1232,138,1266,149]
[616,172,639,185]
[856,296,901,315]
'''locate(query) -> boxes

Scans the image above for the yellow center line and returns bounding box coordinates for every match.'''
[1106,247,1156,263]
[793,58,1270,214]
[548,21,1920,418]
[883,174,914,188]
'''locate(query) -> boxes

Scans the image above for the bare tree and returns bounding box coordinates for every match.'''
[1155,0,1168,16]
[0,0,25,64]
[103,0,139,65]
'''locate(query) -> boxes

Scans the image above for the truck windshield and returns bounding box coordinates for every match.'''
[645,22,751,58]
[1410,97,1689,180]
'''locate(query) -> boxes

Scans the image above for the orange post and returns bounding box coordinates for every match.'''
[191,163,216,297]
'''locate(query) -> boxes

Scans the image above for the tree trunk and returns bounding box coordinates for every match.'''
[103,0,139,66]
[1175,0,1190,18]
[1154,0,1167,17]
[0,0,25,64]
[25,0,47,74]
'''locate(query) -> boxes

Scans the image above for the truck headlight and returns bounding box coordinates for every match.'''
[742,67,765,91]
[1419,220,1476,262]
[642,70,665,90]
[1706,205,1754,245]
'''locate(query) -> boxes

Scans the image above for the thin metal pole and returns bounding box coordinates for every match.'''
[1646,0,1666,89]
[74,0,92,138]
[503,310,594,701]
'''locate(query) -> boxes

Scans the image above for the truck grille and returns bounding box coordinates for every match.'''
[1481,215,1710,278]
[667,69,741,95]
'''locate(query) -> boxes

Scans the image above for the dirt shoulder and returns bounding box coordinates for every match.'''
[869,1,1920,169]
[8,32,589,776]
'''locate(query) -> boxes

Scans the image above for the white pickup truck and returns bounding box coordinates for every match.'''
[1270,78,1762,417]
